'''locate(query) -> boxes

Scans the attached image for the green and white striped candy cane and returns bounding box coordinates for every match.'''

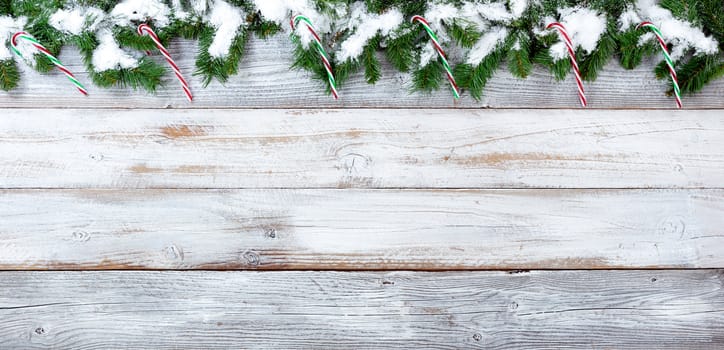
[291,15,338,99]
[637,21,682,109]
[11,31,88,96]
[411,15,460,99]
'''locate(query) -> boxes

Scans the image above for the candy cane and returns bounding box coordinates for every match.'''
[637,21,682,109]
[290,14,338,99]
[411,15,460,99]
[137,23,192,102]
[546,22,587,107]
[11,31,88,96]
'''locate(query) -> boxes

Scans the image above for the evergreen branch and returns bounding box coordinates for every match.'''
[0,0,722,97]
[20,16,65,73]
[76,0,117,12]
[194,25,247,86]
[654,59,669,80]
[114,27,157,51]
[89,57,165,91]
[533,49,572,81]
[362,36,381,84]
[384,26,416,72]
[412,61,443,93]
[459,44,509,100]
[248,12,281,38]
[449,21,481,49]
[674,54,724,95]
[580,31,616,81]
[335,59,359,87]
[290,34,339,96]
[695,0,724,46]
[166,18,206,40]
[616,28,657,69]
[0,59,19,91]
[0,0,11,15]
[365,0,426,16]
[76,32,165,92]
[507,32,532,79]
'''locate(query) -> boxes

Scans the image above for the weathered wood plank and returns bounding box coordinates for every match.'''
[1,36,722,109]
[0,270,722,349]
[1,189,722,269]
[2,109,723,189]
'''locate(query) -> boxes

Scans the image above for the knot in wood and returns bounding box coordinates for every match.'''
[242,250,261,266]
[163,244,184,261]
[657,216,686,238]
[71,231,91,242]
[264,228,277,239]
[340,153,371,174]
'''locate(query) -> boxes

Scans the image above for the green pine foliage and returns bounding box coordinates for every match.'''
[580,29,616,81]
[0,59,19,91]
[89,57,166,91]
[667,0,724,94]
[619,0,724,95]
[449,22,481,48]
[195,26,247,86]
[615,28,658,69]
[11,0,64,74]
[113,27,159,52]
[362,37,382,84]
[0,0,722,99]
[0,0,12,15]
[507,33,533,79]
[384,27,417,72]
[413,61,443,93]
[290,34,340,96]
[248,12,282,38]
[455,44,509,99]
[75,0,116,11]
[75,32,165,91]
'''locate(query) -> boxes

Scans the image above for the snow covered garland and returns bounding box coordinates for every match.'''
[0,0,722,106]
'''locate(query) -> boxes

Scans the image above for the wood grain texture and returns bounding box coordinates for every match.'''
[1,189,722,270]
[2,109,723,189]
[0,270,722,349]
[0,36,722,109]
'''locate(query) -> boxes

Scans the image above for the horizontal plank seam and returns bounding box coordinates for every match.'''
[1,268,722,272]
[1,187,723,190]
[0,106,723,111]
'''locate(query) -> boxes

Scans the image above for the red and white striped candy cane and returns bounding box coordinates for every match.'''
[137,23,192,102]
[546,22,587,107]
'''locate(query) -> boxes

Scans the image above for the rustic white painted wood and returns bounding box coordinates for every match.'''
[0,27,720,349]
[1,270,722,349]
[1,36,722,109]
[0,189,721,269]
[1,109,723,189]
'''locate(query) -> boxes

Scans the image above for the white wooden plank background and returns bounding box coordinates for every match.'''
[0,36,722,109]
[1,189,721,269]
[1,34,723,348]
[1,109,722,189]
[1,270,722,349]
